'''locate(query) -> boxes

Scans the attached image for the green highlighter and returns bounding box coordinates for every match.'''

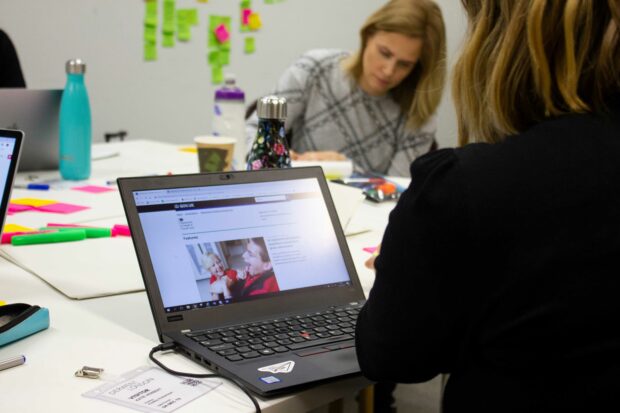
[11,229,87,246]
[39,226,112,238]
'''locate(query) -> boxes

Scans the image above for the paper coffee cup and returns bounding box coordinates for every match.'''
[194,136,236,173]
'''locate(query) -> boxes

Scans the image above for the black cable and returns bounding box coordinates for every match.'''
[149,343,261,413]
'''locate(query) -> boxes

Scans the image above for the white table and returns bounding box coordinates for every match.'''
[0,140,400,412]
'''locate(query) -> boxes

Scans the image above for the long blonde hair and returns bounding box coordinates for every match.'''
[344,0,447,130]
[453,0,620,145]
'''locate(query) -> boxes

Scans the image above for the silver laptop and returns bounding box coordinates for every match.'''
[0,89,61,171]
[0,129,23,230]
[118,167,365,396]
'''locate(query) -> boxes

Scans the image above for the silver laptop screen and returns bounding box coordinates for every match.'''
[0,136,17,191]
[134,177,351,313]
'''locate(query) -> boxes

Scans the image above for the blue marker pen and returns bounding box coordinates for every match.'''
[14,183,50,191]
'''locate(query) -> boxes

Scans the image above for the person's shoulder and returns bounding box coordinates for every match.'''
[298,49,350,67]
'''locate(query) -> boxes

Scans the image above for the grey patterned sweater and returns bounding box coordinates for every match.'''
[246,49,437,176]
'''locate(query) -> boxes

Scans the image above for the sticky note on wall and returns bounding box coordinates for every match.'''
[244,36,255,54]
[162,0,176,47]
[144,0,158,61]
[248,12,262,31]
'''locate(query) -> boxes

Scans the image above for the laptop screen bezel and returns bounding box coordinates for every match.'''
[0,128,23,235]
[118,167,366,341]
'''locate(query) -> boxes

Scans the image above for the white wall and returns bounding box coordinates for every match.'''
[0,0,465,149]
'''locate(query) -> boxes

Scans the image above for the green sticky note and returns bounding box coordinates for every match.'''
[163,0,176,28]
[264,0,275,4]
[178,26,191,41]
[212,65,224,84]
[241,0,251,8]
[208,50,219,66]
[244,36,255,54]
[162,33,175,47]
[144,26,157,43]
[162,22,175,34]
[218,50,230,65]
[185,9,199,25]
[144,43,157,61]
[146,0,158,16]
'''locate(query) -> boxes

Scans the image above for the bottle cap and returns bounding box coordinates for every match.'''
[66,59,86,75]
[257,95,287,120]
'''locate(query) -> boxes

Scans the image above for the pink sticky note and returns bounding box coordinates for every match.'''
[37,203,90,214]
[72,185,115,194]
[214,23,230,43]
[112,224,131,237]
[8,203,35,213]
[242,8,252,25]
[363,246,378,254]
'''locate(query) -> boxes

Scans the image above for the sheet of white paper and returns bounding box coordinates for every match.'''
[326,181,368,236]
[83,366,221,413]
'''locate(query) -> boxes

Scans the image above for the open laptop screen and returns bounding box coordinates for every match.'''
[134,177,352,313]
[0,129,23,235]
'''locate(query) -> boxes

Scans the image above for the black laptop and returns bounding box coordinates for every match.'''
[0,129,23,228]
[118,167,365,396]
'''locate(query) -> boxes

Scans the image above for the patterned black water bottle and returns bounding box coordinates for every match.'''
[247,95,291,170]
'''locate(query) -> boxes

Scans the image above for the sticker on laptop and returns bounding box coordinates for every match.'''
[258,360,295,374]
[259,376,281,384]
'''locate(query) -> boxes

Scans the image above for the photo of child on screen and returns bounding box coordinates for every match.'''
[229,237,280,299]
[201,252,239,301]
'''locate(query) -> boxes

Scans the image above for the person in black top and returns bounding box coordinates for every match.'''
[356,1,620,411]
[0,29,25,88]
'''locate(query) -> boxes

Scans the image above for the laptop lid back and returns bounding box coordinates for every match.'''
[0,89,61,171]
[118,167,365,342]
[0,129,24,234]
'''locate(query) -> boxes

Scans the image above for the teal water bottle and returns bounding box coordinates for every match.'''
[59,59,91,180]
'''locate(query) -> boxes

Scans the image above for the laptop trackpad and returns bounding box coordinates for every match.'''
[299,344,359,374]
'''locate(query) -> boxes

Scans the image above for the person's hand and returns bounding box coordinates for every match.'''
[293,151,347,161]
[365,244,381,270]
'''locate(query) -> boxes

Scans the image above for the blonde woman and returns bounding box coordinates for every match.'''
[357,0,620,411]
[246,0,446,176]
[201,252,239,301]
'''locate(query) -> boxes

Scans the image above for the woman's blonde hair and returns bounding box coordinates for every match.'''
[453,0,620,145]
[344,0,447,130]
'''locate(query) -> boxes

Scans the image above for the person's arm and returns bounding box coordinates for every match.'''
[356,148,472,383]
[387,114,438,177]
[0,30,26,88]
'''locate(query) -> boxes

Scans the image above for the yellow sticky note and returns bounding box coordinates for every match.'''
[244,36,255,54]
[11,198,57,207]
[0,301,5,306]
[197,0,208,2]
[179,146,198,154]
[3,224,35,233]
[248,12,262,30]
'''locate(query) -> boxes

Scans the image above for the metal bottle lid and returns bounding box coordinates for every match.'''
[257,95,287,120]
[66,59,86,75]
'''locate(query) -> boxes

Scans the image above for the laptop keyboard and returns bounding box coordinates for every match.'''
[184,303,362,362]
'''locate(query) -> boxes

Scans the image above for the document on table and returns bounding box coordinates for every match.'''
[83,366,221,413]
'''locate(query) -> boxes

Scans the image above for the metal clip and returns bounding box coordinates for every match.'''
[75,366,104,379]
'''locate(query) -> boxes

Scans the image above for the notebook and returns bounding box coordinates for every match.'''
[0,89,61,171]
[118,167,366,396]
[0,129,24,230]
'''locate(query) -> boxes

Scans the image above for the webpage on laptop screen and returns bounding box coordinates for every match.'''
[0,136,16,192]
[134,178,351,313]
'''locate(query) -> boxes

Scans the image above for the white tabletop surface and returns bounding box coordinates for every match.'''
[0,140,403,412]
